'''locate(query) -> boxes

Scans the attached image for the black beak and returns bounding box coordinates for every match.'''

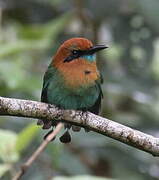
[87,45,108,55]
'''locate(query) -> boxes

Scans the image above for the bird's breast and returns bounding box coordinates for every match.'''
[58,59,99,89]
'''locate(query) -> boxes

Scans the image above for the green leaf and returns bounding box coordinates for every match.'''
[0,129,19,163]
[15,123,40,153]
[0,40,47,58]
[0,61,26,89]
[0,164,11,178]
[20,12,71,41]
[0,13,72,58]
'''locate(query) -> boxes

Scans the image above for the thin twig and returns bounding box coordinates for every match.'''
[12,123,64,180]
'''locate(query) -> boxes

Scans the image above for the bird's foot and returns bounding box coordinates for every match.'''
[42,120,52,129]
[37,119,44,126]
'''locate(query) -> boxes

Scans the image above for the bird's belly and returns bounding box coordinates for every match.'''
[47,85,98,110]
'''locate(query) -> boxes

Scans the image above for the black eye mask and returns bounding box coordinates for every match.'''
[63,45,108,63]
[63,50,85,63]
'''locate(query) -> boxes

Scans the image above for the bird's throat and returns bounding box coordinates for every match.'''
[82,54,96,62]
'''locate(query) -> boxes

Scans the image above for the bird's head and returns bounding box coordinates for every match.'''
[52,37,107,67]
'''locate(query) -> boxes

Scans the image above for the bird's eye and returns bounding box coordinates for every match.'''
[72,50,78,55]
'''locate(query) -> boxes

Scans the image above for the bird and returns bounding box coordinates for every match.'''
[37,37,107,143]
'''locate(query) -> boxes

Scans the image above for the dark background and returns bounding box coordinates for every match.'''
[0,0,159,179]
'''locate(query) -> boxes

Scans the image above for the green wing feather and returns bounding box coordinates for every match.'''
[41,64,54,103]
[86,73,103,115]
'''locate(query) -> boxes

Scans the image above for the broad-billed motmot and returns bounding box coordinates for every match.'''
[37,37,107,143]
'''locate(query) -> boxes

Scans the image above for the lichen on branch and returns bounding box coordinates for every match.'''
[0,96,159,156]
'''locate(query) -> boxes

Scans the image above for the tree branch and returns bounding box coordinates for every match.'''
[0,96,159,156]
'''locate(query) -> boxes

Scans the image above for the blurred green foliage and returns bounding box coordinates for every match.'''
[0,0,159,180]
[0,125,40,178]
[54,176,115,180]
[15,123,40,153]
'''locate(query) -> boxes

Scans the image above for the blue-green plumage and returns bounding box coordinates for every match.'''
[41,65,102,114]
[82,54,96,62]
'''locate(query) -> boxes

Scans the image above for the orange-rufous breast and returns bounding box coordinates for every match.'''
[57,58,99,89]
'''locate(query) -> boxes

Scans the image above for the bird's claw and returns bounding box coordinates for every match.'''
[37,119,44,125]
[42,120,52,129]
